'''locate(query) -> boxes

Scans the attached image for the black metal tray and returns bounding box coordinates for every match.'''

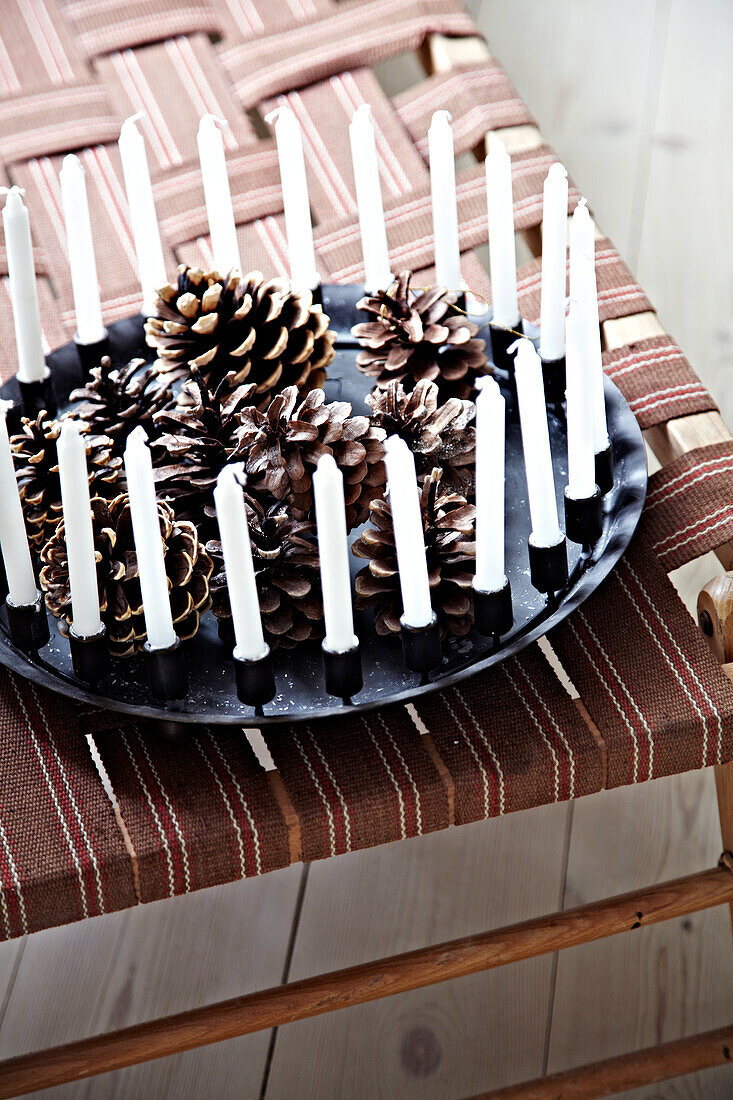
[0,285,647,726]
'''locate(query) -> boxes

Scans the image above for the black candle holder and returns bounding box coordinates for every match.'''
[18,367,56,418]
[0,559,8,606]
[595,444,614,496]
[489,318,523,374]
[528,536,569,595]
[6,591,50,652]
[234,646,277,710]
[69,624,110,684]
[144,637,188,700]
[564,487,603,547]
[400,613,442,677]
[541,355,566,405]
[473,578,514,639]
[322,640,363,702]
[73,331,110,376]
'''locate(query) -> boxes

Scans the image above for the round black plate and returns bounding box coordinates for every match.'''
[0,287,647,726]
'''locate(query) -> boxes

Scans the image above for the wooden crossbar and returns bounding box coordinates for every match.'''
[0,863,731,1098]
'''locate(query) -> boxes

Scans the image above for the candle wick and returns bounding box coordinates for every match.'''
[0,186,25,197]
[201,114,229,130]
[264,107,286,126]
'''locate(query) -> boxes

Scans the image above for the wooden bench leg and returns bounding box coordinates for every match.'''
[715,762,733,934]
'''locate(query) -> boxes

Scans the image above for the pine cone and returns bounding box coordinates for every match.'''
[366,379,475,493]
[352,270,488,398]
[39,493,213,658]
[11,412,121,553]
[68,356,174,455]
[145,267,336,407]
[207,495,323,650]
[237,386,386,529]
[150,372,257,526]
[352,468,476,637]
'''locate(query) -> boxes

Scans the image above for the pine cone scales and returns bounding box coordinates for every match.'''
[207,495,323,649]
[352,271,488,397]
[237,386,386,528]
[366,379,475,491]
[68,356,174,453]
[39,494,213,657]
[145,267,336,407]
[352,469,476,636]
[11,413,121,552]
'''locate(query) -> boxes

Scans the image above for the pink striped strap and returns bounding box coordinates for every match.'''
[62,0,222,59]
[0,84,121,166]
[602,335,716,430]
[641,442,733,572]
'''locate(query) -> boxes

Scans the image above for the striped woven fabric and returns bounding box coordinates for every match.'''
[603,335,717,429]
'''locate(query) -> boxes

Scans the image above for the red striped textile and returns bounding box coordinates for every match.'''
[0,0,91,97]
[0,672,136,940]
[59,0,222,59]
[92,721,291,902]
[413,646,603,824]
[394,60,534,159]
[550,532,733,789]
[210,0,337,48]
[0,84,121,167]
[262,706,449,860]
[602,335,717,430]
[642,442,733,572]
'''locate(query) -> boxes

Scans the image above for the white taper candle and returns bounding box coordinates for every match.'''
[59,155,106,346]
[197,115,241,277]
[349,105,392,292]
[565,299,597,500]
[473,376,507,592]
[0,408,37,605]
[384,436,433,628]
[118,115,166,315]
[57,421,102,637]
[513,338,562,547]
[569,199,609,452]
[2,188,46,383]
[213,465,268,662]
[486,134,519,328]
[266,106,319,292]
[123,426,177,650]
[428,110,462,290]
[313,454,357,653]
[539,162,568,361]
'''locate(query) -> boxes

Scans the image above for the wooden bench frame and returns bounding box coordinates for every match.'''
[1,31,732,1100]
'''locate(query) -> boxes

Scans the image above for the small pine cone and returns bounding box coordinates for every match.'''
[11,412,121,553]
[144,266,336,407]
[206,495,323,650]
[352,468,476,637]
[352,270,488,398]
[68,356,174,455]
[39,493,213,658]
[366,379,475,493]
[237,386,386,529]
[150,373,258,527]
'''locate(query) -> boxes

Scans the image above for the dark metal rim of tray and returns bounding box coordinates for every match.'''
[0,284,648,726]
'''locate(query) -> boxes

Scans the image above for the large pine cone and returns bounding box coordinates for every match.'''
[352,468,476,637]
[150,373,257,526]
[237,386,386,529]
[11,412,121,553]
[68,356,174,455]
[352,270,488,398]
[145,267,336,407]
[39,493,213,658]
[366,379,475,493]
[207,494,323,650]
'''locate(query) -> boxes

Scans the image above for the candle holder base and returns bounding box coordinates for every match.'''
[322,640,363,702]
[528,537,569,594]
[69,624,110,684]
[234,646,277,709]
[473,578,514,639]
[6,592,50,653]
[73,331,110,377]
[144,637,188,700]
[564,487,603,547]
[541,355,566,404]
[489,318,523,374]
[595,444,614,496]
[18,368,56,418]
[400,613,442,676]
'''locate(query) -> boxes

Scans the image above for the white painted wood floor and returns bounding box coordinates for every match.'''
[1,1,732,1096]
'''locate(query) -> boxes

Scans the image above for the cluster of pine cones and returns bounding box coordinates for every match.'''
[17,266,487,654]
